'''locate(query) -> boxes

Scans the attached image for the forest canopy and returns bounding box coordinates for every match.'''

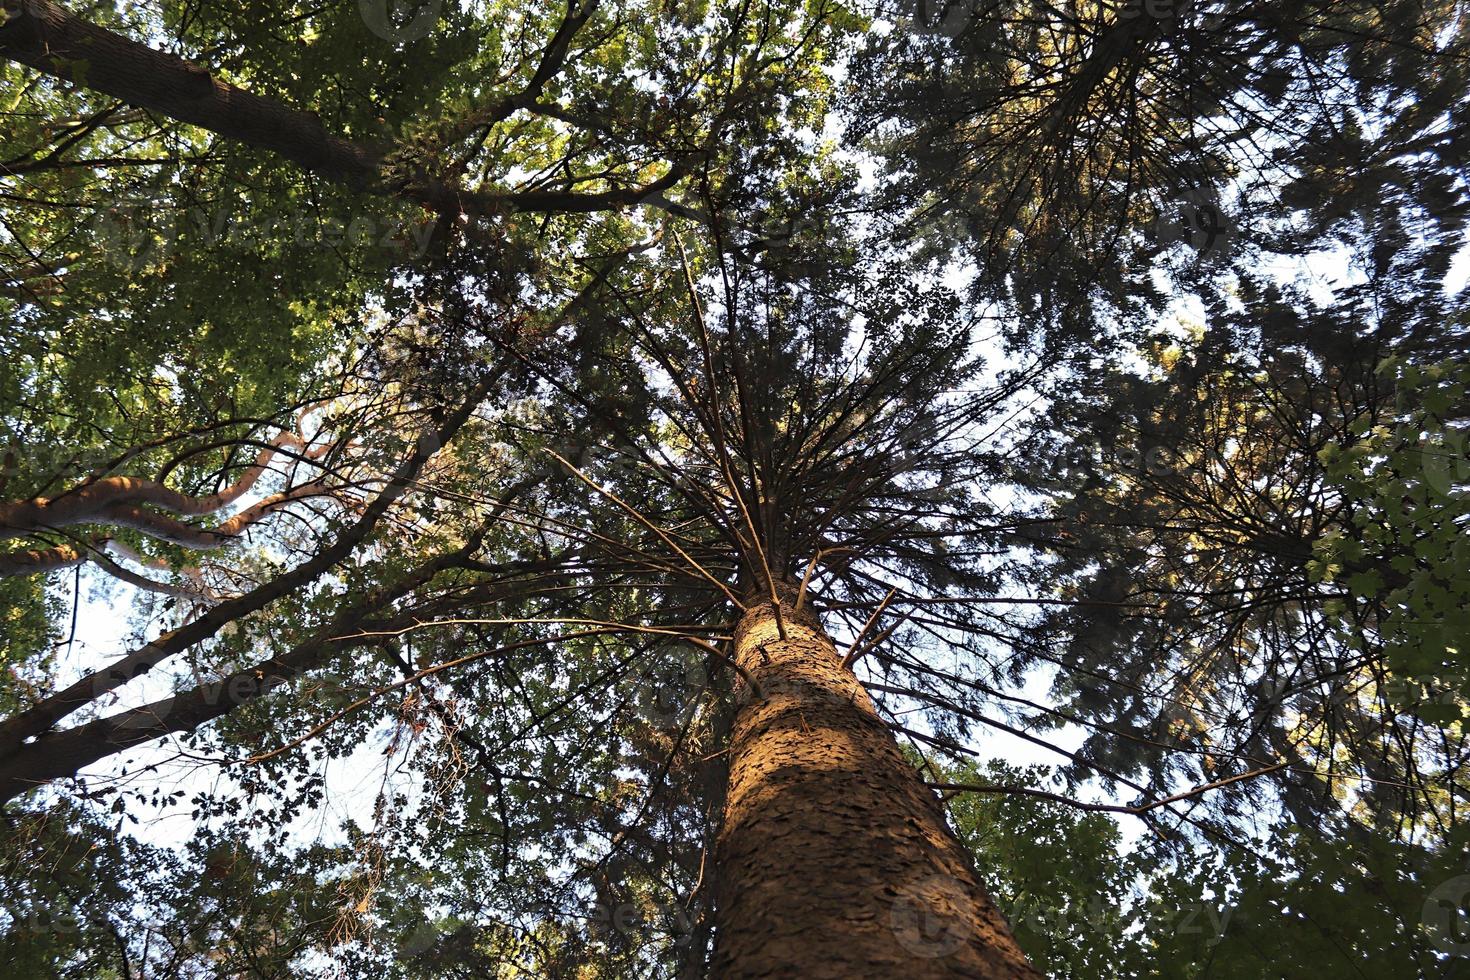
[1,0,1468,977]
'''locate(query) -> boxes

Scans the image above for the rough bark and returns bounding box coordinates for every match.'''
[0,429,316,543]
[0,539,90,577]
[710,586,1041,978]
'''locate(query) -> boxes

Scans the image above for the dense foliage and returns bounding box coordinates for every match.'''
[1,0,1467,976]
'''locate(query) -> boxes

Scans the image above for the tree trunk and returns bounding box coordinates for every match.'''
[710,585,1041,978]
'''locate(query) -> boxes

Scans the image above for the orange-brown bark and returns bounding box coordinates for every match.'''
[0,430,319,542]
[711,586,1041,978]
